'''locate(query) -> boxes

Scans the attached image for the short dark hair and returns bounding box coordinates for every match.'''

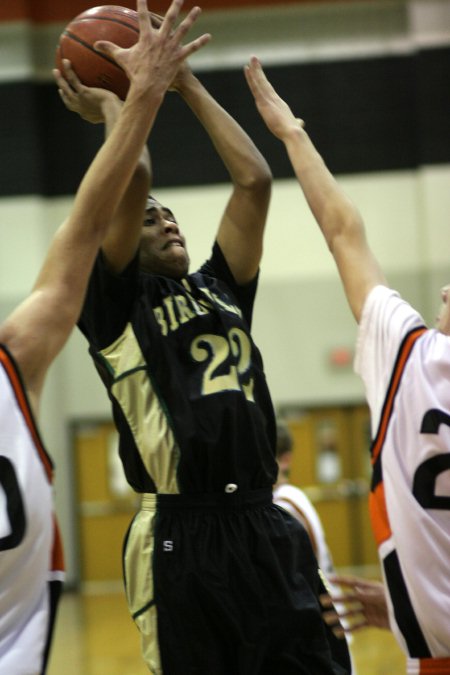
[276,419,293,458]
[145,194,158,211]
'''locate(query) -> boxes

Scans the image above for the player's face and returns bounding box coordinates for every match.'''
[436,284,450,335]
[139,201,190,278]
[276,451,292,483]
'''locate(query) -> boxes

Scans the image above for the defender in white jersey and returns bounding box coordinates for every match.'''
[0,346,64,674]
[0,5,209,671]
[245,57,450,674]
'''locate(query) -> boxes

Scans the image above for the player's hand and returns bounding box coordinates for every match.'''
[142,8,194,94]
[168,60,194,93]
[244,56,304,141]
[320,575,390,636]
[94,0,211,99]
[53,59,120,123]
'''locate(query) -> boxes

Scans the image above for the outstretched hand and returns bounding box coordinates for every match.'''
[95,0,210,99]
[320,575,390,636]
[244,56,304,141]
[53,61,119,123]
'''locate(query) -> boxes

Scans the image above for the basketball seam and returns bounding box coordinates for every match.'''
[72,16,139,33]
[63,30,126,71]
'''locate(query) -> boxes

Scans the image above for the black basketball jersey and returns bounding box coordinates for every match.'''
[79,243,277,494]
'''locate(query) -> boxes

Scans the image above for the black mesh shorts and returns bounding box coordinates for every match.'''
[123,488,351,675]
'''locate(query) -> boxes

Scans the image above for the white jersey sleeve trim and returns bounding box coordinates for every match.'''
[354,285,425,433]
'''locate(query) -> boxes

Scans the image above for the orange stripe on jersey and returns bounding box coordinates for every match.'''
[371,327,427,468]
[0,346,53,481]
[418,657,450,673]
[369,327,426,546]
[369,483,392,546]
[52,517,65,573]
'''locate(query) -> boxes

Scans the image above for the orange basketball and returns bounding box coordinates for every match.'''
[55,5,162,100]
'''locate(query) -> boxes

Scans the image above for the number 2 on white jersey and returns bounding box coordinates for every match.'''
[412,409,450,510]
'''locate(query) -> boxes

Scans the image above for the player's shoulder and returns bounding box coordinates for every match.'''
[274,483,309,505]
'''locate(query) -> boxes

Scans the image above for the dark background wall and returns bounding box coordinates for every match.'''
[1,46,450,197]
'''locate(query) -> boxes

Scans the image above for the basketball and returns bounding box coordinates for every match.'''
[55,5,162,100]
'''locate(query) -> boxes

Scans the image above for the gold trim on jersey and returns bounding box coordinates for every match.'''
[99,323,180,494]
[124,495,161,674]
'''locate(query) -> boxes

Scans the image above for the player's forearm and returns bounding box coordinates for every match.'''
[176,73,271,190]
[70,87,160,233]
[101,95,123,136]
[33,86,158,305]
[284,127,363,249]
[101,91,152,180]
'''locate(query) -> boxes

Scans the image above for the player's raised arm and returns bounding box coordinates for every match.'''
[88,0,210,274]
[0,0,210,412]
[244,56,385,321]
[54,0,210,276]
[171,61,272,285]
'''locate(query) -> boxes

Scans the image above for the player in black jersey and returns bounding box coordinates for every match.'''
[59,9,351,674]
[0,2,207,672]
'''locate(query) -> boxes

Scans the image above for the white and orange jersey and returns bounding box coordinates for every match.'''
[0,345,64,674]
[355,285,450,674]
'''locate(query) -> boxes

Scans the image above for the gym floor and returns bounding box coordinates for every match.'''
[48,589,406,675]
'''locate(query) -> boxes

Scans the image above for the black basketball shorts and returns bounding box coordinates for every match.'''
[123,488,350,675]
